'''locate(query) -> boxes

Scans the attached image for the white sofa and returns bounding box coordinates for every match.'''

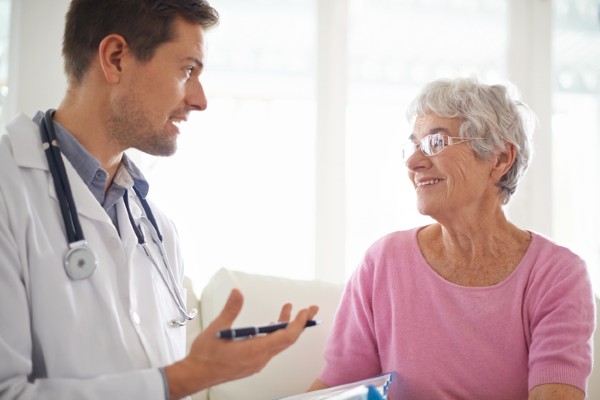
[185,269,600,400]
[184,268,345,400]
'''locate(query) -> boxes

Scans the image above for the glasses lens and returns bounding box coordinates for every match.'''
[422,133,446,156]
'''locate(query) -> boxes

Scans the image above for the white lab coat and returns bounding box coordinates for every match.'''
[0,114,187,399]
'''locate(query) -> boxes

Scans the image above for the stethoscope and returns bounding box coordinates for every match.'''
[40,109,197,327]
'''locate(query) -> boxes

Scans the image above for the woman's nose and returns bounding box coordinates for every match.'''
[404,147,430,171]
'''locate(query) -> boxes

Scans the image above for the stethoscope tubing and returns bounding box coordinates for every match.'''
[41,109,85,244]
[130,186,196,324]
[124,192,196,324]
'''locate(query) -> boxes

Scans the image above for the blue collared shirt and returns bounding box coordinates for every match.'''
[33,111,150,229]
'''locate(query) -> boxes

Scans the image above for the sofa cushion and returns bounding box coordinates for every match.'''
[199,268,344,400]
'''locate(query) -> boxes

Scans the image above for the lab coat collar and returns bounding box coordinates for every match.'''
[6,113,48,170]
[6,113,112,224]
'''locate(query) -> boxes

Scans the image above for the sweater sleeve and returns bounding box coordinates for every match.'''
[318,254,383,386]
[526,248,596,393]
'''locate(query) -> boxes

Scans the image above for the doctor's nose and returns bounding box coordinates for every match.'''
[186,79,208,111]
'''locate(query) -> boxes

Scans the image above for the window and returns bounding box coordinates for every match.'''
[552,0,600,295]
[3,0,598,296]
[137,0,318,290]
[141,0,514,289]
[138,0,600,294]
[345,0,507,277]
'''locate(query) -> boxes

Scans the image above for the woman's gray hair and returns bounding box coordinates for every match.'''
[406,77,536,204]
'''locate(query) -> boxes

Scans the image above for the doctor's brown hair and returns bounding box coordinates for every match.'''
[62,0,219,85]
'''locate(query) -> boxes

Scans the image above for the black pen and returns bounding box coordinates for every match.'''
[217,320,321,339]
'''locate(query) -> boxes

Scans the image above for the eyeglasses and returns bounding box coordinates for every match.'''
[401,133,483,160]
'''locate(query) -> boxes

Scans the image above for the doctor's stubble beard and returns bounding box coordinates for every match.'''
[107,94,179,157]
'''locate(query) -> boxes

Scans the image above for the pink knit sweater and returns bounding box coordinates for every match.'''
[319,227,595,399]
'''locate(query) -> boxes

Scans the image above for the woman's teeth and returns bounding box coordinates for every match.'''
[417,179,441,187]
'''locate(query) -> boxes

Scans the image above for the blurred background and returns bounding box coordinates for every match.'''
[1,0,599,296]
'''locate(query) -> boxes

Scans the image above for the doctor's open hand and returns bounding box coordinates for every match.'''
[164,289,319,399]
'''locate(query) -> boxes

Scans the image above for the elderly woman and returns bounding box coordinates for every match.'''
[309,78,595,399]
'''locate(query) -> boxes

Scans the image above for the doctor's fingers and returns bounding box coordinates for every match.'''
[200,306,321,379]
[207,289,244,331]
[252,305,320,356]
[277,303,293,322]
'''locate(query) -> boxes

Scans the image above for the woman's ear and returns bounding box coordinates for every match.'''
[491,141,517,182]
[98,34,129,84]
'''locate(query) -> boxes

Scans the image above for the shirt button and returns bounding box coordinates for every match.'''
[130,311,141,325]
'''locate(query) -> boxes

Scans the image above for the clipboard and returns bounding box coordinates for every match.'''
[277,372,394,400]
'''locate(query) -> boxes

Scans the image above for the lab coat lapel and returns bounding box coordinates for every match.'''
[117,191,166,366]
[7,113,113,224]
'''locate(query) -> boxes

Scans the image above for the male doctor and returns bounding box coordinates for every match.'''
[0,0,318,399]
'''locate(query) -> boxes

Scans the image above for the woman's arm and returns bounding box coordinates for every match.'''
[529,383,584,400]
[307,379,330,392]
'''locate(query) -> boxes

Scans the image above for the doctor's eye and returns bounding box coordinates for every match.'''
[184,67,194,79]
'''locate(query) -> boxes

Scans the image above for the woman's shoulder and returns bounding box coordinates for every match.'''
[366,226,423,255]
[527,231,586,266]
[357,226,429,272]
[521,232,589,288]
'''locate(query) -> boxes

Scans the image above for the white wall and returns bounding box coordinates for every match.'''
[5,0,68,121]
[505,0,553,236]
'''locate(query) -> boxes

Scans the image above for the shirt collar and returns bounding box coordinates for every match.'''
[32,110,150,199]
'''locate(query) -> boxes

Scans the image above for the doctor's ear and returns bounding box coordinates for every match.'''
[98,34,130,84]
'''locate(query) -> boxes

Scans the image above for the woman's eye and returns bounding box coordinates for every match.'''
[425,134,445,154]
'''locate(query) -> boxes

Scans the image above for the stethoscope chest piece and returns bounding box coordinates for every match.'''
[64,241,98,280]
[40,109,98,281]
